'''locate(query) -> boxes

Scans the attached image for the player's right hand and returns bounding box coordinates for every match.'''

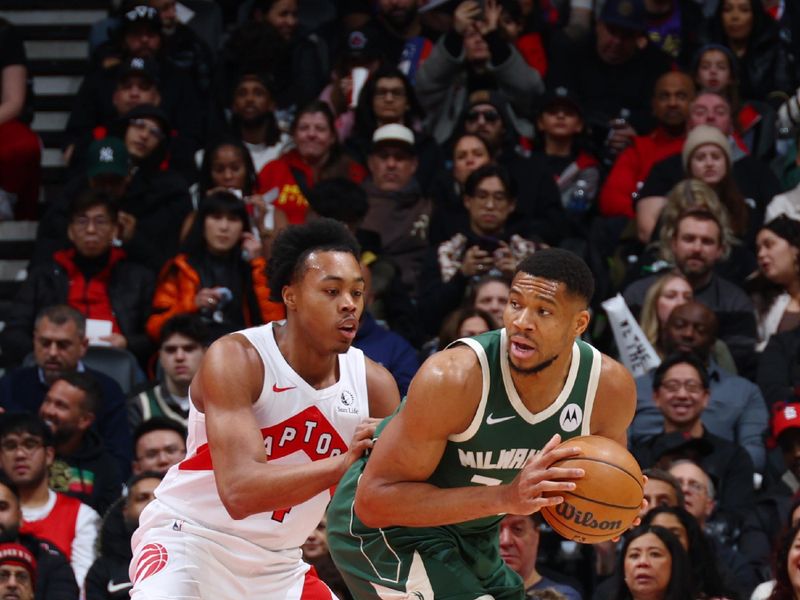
[502,433,585,515]
[341,417,382,474]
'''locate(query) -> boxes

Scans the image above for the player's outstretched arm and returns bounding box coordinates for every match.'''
[589,355,637,447]
[354,346,584,529]
[196,335,373,520]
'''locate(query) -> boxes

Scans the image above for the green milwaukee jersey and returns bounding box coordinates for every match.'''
[429,328,601,532]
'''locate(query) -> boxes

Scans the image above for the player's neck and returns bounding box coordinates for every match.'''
[523,569,542,590]
[20,482,50,509]
[273,322,340,389]
[512,351,574,414]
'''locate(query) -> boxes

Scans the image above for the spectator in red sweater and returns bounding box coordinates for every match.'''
[256,100,366,231]
[599,70,696,219]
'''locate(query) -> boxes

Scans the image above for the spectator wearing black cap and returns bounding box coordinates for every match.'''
[0,188,154,367]
[533,86,600,220]
[318,28,382,142]
[416,0,544,146]
[105,104,193,273]
[547,0,673,162]
[631,352,755,533]
[147,0,213,96]
[66,4,204,180]
[460,91,567,247]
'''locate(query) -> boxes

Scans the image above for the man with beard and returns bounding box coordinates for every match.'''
[0,306,132,480]
[327,249,637,599]
[630,301,768,472]
[623,209,758,375]
[223,71,290,173]
[359,0,438,84]
[599,71,696,219]
[0,474,78,600]
[0,415,100,588]
[360,124,431,297]
[84,472,162,600]
[38,372,123,515]
[0,543,37,600]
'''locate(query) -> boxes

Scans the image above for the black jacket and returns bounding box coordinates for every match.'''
[85,498,132,600]
[19,533,79,600]
[52,428,123,516]
[0,248,155,365]
[757,327,800,411]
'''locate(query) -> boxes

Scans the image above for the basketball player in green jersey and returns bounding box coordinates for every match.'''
[326,248,637,600]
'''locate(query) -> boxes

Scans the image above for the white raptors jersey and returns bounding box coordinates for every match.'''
[154,322,370,550]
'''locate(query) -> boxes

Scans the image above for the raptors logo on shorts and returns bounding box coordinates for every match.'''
[134,543,169,583]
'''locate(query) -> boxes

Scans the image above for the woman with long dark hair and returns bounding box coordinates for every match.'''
[147,190,284,342]
[610,525,694,600]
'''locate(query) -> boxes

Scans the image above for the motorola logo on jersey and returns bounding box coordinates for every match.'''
[559,403,583,432]
[337,390,359,414]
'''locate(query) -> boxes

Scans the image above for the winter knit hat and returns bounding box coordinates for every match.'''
[682,124,731,171]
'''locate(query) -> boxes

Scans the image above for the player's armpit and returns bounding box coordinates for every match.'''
[198,336,353,520]
[364,358,401,418]
[589,354,636,447]
[355,347,503,528]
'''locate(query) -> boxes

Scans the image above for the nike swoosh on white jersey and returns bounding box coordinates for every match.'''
[485,413,516,425]
[107,580,133,593]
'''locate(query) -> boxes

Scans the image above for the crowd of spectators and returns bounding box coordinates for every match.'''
[2,0,800,597]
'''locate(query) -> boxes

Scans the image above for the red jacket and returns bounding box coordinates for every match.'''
[598,127,686,218]
[256,149,367,224]
[146,253,285,341]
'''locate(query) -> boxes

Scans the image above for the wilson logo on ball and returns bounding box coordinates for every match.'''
[555,501,622,531]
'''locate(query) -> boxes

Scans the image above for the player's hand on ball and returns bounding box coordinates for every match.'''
[341,418,382,473]
[503,434,584,515]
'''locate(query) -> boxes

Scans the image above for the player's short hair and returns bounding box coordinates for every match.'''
[69,188,119,221]
[267,218,361,303]
[514,249,594,305]
[463,163,516,200]
[133,417,187,450]
[652,352,709,391]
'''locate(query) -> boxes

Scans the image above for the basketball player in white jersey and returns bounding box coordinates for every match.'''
[129,219,400,599]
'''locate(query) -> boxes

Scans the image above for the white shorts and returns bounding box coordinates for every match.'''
[130,500,337,600]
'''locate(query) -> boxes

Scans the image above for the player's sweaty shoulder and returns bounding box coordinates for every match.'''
[191,333,265,413]
[404,345,484,434]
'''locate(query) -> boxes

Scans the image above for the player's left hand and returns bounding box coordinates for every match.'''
[341,418,383,474]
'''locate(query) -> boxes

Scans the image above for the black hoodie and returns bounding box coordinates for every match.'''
[18,533,79,600]
[51,429,123,516]
[84,498,131,600]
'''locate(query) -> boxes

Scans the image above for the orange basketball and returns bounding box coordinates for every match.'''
[540,435,644,544]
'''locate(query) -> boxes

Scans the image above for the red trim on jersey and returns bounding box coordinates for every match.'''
[300,566,334,599]
[20,493,81,559]
[179,406,348,472]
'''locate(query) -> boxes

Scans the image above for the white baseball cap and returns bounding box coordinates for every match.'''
[371,123,415,149]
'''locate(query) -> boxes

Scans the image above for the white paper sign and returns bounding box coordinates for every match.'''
[86,318,113,346]
[601,294,661,378]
